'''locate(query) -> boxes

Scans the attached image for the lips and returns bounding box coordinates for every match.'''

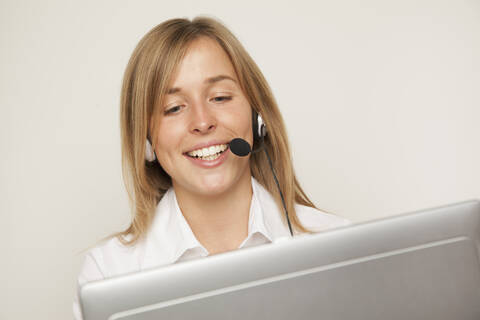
[184,147,230,168]
[185,140,229,152]
[186,143,228,160]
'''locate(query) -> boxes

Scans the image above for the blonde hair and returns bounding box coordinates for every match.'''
[117,16,319,245]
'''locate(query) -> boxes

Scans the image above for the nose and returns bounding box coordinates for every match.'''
[189,102,217,135]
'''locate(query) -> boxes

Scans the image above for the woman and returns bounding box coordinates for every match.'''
[74,16,350,319]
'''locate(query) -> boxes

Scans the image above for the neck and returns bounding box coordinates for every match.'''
[173,173,253,255]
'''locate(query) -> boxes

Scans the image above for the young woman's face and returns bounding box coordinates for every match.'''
[152,37,253,197]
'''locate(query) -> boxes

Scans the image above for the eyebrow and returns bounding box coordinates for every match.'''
[166,75,237,95]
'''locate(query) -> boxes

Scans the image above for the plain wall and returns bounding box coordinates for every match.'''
[1,0,479,319]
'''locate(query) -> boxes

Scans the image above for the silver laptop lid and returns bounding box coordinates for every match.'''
[80,200,480,320]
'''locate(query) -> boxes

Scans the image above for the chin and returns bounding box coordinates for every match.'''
[196,174,232,196]
[174,163,251,197]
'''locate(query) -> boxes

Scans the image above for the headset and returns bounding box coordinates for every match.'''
[234,110,293,236]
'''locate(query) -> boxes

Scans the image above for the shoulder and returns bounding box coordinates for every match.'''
[77,235,144,285]
[295,204,352,233]
[74,236,144,320]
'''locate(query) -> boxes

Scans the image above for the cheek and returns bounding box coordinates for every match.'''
[226,101,253,141]
[154,122,183,171]
[220,112,252,143]
[242,110,254,144]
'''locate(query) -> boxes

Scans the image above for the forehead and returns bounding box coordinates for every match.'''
[169,37,238,85]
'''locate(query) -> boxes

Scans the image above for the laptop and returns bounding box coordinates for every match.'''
[79,199,480,320]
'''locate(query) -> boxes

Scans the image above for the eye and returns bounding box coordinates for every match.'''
[164,105,183,115]
[211,96,232,103]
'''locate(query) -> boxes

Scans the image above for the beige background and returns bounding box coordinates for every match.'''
[1,0,479,319]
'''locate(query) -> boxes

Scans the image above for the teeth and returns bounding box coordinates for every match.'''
[187,144,227,159]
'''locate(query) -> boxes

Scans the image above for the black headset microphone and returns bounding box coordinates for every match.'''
[229,113,294,237]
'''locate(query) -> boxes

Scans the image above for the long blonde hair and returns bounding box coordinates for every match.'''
[117,16,318,245]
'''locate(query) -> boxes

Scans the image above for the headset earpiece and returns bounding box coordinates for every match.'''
[145,139,156,162]
[252,110,266,153]
[257,113,266,139]
[252,110,267,142]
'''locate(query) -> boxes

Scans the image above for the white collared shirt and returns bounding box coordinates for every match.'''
[73,177,351,319]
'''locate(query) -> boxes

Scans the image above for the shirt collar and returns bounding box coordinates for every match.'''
[141,177,289,270]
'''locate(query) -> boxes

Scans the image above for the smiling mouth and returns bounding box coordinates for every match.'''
[185,144,229,161]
